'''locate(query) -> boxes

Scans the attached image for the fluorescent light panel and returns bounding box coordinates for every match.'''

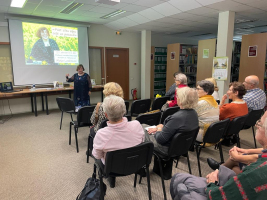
[10,0,28,8]
[101,10,126,19]
[60,2,84,14]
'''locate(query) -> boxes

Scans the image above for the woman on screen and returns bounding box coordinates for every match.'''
[66,64,92,107]
[28,27,59,65]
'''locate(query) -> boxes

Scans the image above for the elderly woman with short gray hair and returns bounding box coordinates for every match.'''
[194,80,219,142]
[166,73,188,107]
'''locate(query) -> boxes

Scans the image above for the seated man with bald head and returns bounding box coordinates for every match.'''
[243,75,266,110]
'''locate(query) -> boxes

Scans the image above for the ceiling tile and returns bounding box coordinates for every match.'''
[138,8,165,20]
[122,4,148,12]
[152,2,181,17]
[34,6,63,13]
[0,0,11,6]
[168,0,202,12]
[105,21,129,30]
[195,0,224,6]
[31,11,57,18]
[186,7,219,16]
[77,4,97,11]
[116,18,139,26]
[97,2,130,9]
[89,6,117,14]
[207,0,253,12]
[154,17,183,24]
[109,11,135,20]
[77,11,104,18]
[39,0,71,7]
[133,0,167,7]
[74,0,100,6]
[0,6,9,13]
[143,21,175,28]
[120,0,139,3]
[170,12,199,19]
[126,13,150,24]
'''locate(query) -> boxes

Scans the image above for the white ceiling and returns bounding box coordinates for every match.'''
[1,0,267,40]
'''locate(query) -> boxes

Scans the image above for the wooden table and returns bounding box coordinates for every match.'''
[0,85,104,117]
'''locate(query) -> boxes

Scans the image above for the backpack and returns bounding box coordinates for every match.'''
[76,166,106,200]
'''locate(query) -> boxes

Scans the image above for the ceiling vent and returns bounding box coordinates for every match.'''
[60,2,83,14]
[95,0,120,6]
[235,19,258,24]
[191,33,213,37]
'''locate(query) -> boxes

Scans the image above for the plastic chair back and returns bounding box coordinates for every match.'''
[226,114,248,137]
[151,96,170,111]
[99,119,108,129]
[168,127,199,157]
[203,118,230,144]
[77,106,95,127]
[125,101,130,115]
[56,97,75,112]
[104,142,154,176]
[136,111,161,126]
[160,107,180,124]
[244,109,263,127]
[130,99,151,116]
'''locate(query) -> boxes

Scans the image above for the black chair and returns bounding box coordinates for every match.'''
[152,127,199,200]
[94,142,154,200]
[195,118,230,177]
[69,106,95,153]
[87,119,109,163]
[125,101,130,115]
[151,96,170,111]
[136,111,161,126]
[56,97,77,130]
[160,106,180,124]
[225,114,249,148]
[216,100,220,105]
[128,99,151,117]
[242,109,263,148]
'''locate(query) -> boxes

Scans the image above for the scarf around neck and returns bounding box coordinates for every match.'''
[199,95,218,108]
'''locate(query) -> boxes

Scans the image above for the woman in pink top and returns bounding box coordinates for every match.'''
[166,73,188,107]
[92,95,145,187]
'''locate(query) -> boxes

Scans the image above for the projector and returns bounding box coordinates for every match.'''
[95,0,120,6]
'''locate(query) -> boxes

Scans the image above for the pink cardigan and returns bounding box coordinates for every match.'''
[92,117,145,164]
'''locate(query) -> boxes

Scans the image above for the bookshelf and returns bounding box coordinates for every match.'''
[151,47,167,97]
[231,41,241,82]
[179,45,198,87]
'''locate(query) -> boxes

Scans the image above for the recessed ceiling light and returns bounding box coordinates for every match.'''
[10,0,28,8]
[100,10,126,19]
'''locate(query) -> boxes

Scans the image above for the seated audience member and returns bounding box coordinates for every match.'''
[146,87,198,155]
[219,82,248,121]
[92,95,144,187]
[243,75,266,110]
[170,111,267,200]
[166,73,188,108]
[205,77,220,101]
[165,71,179,100]
[194,80,219,142]
[90,82,124,133]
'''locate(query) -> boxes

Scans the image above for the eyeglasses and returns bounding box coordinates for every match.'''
[196,87,203,91]
[255,119,263,128]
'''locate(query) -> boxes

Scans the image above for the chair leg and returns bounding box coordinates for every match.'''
[69,122,72,145]
[175,156,180,168]
[157,156,167,200]
[139,176,142,184]
[186,153,192,174]
[70,113,73,121]
[146,165,152,200]
[60,111,63,130]
[236,134,241,148]
[196,146,202,177]
[252,126,257,148]
[87,136,90,163]
[218,143,224,163]
[75,127,79,153]
[134,173,137,187]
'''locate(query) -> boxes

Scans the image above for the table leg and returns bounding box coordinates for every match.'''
[31,94,34,113]
[69,90,71,98]
[41,93,44,111]
[34,93,37,117]
[45,93,49,115]
[101,91,103,102]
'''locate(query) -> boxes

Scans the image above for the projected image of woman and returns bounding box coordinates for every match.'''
[28,27,59,65]
[66,64,92,107]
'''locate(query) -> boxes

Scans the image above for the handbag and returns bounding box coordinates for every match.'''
[76,165,106,200]
[94,103,101,124]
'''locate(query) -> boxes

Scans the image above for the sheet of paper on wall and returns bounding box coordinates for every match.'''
[91,79,96,86]
[212,56,228,80]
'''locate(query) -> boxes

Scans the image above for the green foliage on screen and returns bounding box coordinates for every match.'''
[22,22,79,65]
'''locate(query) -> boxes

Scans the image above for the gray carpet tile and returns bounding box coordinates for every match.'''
[0,110,258,200]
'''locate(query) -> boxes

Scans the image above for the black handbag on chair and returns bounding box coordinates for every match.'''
[76,165,106,200]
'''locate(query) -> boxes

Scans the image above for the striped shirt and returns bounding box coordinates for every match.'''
[243,88,266,110]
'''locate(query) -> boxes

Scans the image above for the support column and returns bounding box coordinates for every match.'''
[216,11,235,98]
[141,30,151,99]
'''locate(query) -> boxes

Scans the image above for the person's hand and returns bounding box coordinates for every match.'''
[229,146,247,154]
[147,128,157,134]
[66,73,69,77]
[221,94,228,104]
[229,146,239,161]
[88,91,91,95]
[166,101,171,105]
[156,124,164,129]
[206,169,219,183]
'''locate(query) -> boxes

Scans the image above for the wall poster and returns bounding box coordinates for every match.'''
[212,57,228,80]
